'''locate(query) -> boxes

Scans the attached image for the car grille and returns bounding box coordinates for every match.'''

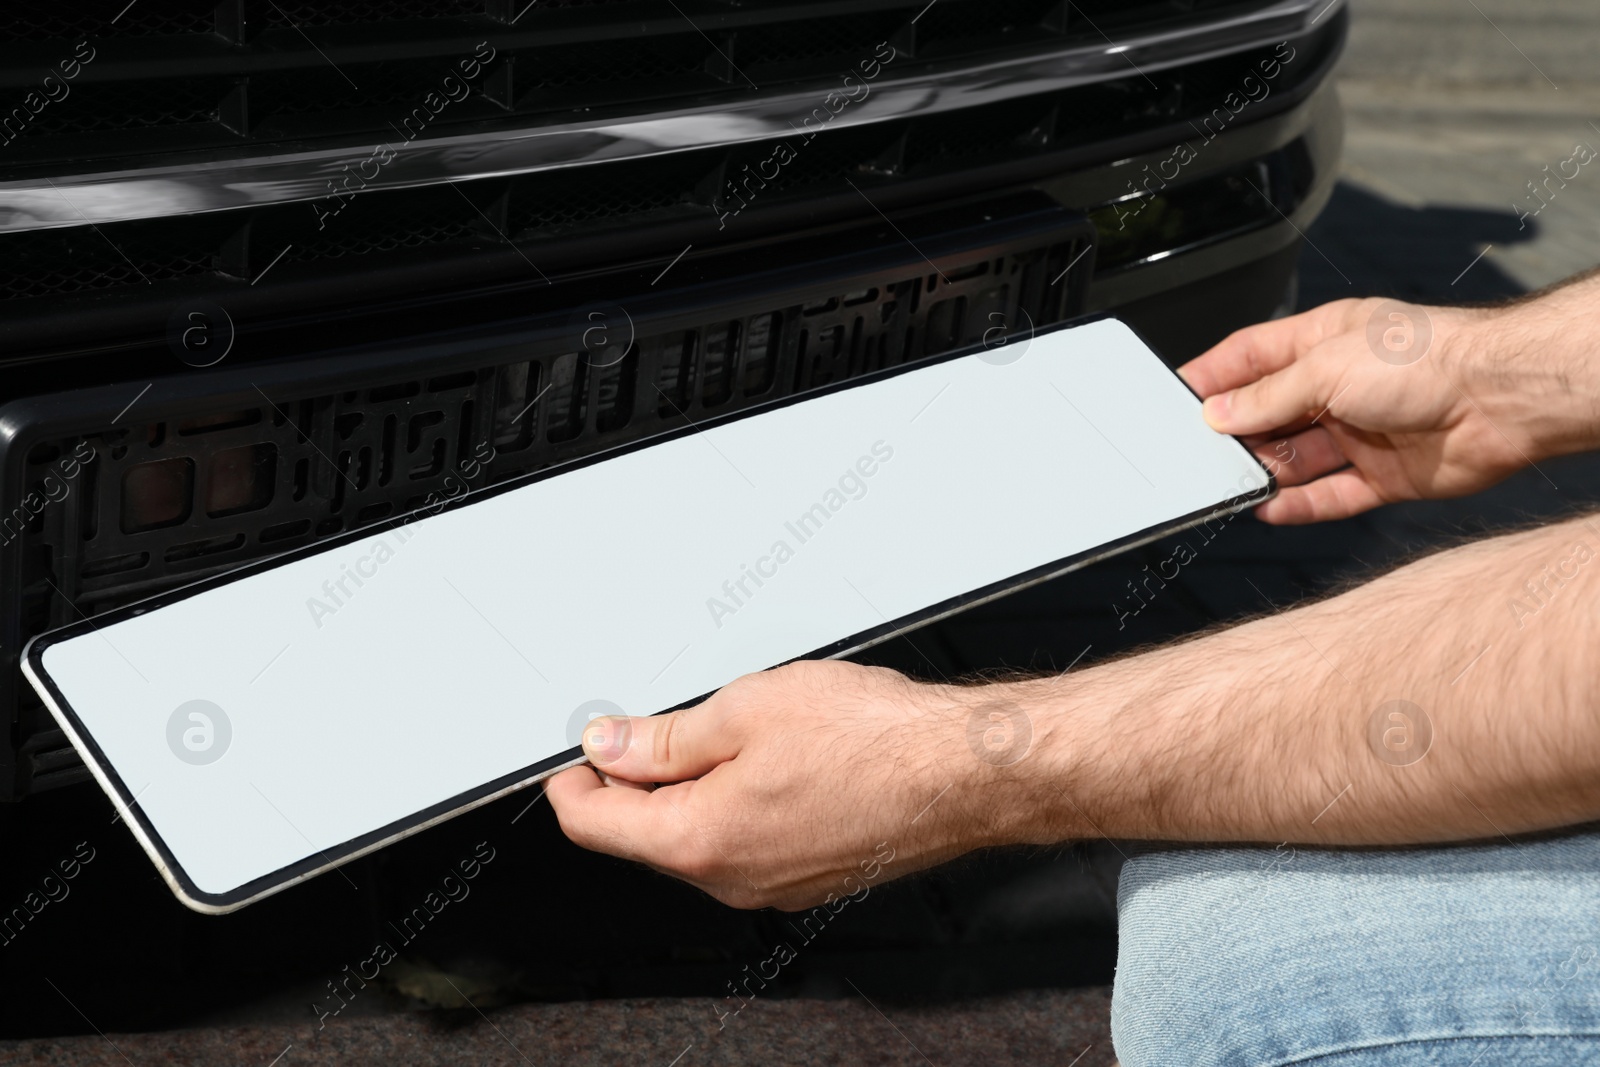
[0,197,1094,795]
[0,0,1283,169]
[0,30,1340,326]
[0,0,1347,794]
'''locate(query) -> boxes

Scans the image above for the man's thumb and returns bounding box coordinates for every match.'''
[580,703,738,783]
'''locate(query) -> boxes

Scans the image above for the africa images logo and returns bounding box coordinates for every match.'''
[166,700,232,765]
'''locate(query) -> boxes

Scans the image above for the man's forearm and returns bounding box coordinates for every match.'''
[547,268,1600,906]
[970,515,1600,848]
[1470,268,1600,464]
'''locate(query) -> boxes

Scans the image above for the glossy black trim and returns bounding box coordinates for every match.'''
[0,0,1345,233]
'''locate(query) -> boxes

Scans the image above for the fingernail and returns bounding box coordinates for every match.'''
[583,716,629,765]
[1202,392,1232,428]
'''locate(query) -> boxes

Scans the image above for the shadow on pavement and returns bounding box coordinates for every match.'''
[1298,180,1537,309]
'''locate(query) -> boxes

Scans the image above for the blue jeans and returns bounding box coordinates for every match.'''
[1112,830,1600,1065]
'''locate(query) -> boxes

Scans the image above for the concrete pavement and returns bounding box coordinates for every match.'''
[1304,0,1600,304]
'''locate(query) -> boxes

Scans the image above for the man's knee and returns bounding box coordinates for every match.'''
[1111,836,1600,1067]
[1111,846,1304,1067]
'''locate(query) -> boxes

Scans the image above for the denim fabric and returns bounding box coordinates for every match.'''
[1112,831,1600,1066]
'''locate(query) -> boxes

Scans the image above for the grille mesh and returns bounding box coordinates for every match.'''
[0,228,216,300]
[263,0,489,25]
[0,0,1286,172]
[0,3,215,40]
[11,79,228,138]
[0,32,1333,304]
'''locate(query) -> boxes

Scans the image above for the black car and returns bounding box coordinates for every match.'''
[0,0,1345,1037]
[0,0,1345,801]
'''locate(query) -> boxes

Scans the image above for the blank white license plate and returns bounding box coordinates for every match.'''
[25,315,1272,912]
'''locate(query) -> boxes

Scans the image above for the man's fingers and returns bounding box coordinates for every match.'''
[579,696,742,784]
[1254,468,1385,525]
[548,769,752,899]
[545,766,682,865]
[1202,355,1341,438]
[1179,304,1347,397]
[597,769,654,792]
[1254,426,1348,488]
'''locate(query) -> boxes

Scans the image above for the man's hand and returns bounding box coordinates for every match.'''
[546,273,1600,907]
[545,661,1007,911]
[552,514,1600,895]
[1183,286,1600,524]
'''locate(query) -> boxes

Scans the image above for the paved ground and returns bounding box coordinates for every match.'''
[1306,0,1600,305]
[8,2,1600,1063]
[0,988,1122,1067]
